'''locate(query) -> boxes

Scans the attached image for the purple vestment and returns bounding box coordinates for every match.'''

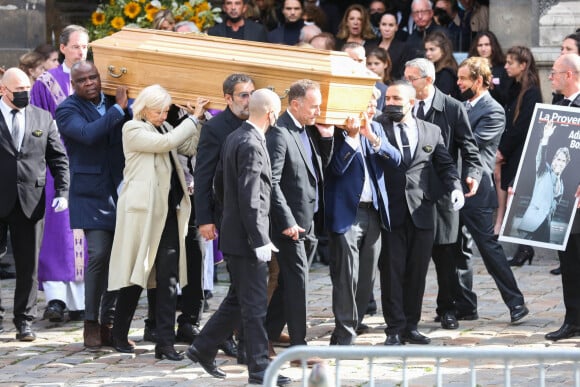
[30,66,87,285]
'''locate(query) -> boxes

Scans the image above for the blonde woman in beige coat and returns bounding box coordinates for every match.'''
[108,84,208,360]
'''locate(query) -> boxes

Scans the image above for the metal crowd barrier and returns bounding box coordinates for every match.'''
[264,345,580,387]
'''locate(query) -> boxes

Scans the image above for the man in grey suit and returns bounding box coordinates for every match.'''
[0,68,69,340]
[455,57,528,324]
[187,89,290,386]
[404,58,482,330]
[265,80,333,354]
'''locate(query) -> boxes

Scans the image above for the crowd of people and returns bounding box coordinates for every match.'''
[0,0,580,385]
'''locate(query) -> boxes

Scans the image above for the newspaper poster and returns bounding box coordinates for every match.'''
[499,103,580,250]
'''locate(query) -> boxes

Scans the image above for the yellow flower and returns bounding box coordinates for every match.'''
[91,11,105,26]
[145,8,158,22]
[124,2,142,19]
[111,16,126,30]
[109,0,115,5]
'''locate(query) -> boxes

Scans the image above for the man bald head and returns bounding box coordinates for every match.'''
[0,68,32,110]
[550,53,580,97]
[248,88,282,133]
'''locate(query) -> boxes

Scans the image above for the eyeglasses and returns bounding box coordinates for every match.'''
[405,76,426,82]
[412,9,431,16]
[233,92,253,99]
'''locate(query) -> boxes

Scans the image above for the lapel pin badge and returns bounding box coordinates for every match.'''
[422,145,433,153]
[32,130,43,137]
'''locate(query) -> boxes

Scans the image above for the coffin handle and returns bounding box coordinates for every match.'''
[266,86,289,100]
[108,65,127,78]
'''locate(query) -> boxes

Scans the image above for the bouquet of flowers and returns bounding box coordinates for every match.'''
[88,0,222,40]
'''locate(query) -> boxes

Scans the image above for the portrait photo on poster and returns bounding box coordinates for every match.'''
[500,103,580,250]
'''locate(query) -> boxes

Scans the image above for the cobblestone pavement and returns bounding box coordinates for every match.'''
[0,247,578,386]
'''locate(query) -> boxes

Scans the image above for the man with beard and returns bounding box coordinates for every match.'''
[268,0,304,45]
[208,0,267,42]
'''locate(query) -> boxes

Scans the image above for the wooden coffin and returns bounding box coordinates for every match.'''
[90,28,379,125]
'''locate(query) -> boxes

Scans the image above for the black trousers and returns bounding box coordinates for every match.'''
[265,231,310,345]
[84,229,117,324]
[178,194,204,326]
[379,211,433,335]
[459,207,524,310]
[0,200,42,325]
[194,254,269,374]
[112,207,180,346]
[560,233,580,325]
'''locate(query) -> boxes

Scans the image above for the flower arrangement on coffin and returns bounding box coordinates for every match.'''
[88,0,222,40]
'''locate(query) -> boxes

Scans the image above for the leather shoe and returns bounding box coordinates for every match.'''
[43,300,65,322]
[0,268,15,279]
[15,320,36,342]
[435,311,478,322]
[550,266,562,275]
[402,330,431,345]
[175,322,200,344]
[155,345,184,361]
[84,320,101,348]
[186,345,226,378]
[112,336,135,353]
[384,334,403,346]
[545,323,580,341]
[365,298,377,316]
[217,336,238,357]
[276,332,291,344]
[510,305,529,323]
[290,357,324,368]
[356,322,370,335]
[248,370,291,386]
[440,312,459,330]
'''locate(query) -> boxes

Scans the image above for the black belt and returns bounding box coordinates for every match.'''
[358,202,373,209]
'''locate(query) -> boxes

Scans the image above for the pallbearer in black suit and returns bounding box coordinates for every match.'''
[0,68,69,340]
[377,81,463,346]
[455,57,528,325]
[545,54,580,341]
[187,89,291,386]
[265,80,333,359]
[404,58,483,330]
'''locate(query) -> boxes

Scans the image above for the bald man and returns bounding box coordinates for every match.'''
[0,68,69,341]
[187,89,291,386]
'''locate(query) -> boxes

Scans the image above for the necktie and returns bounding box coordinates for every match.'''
[11,109,21,150]
[562,98,572,106]
[465,102,472,112]
[299,127,319,212]
[398,123,411,165]
[416,100,426,120]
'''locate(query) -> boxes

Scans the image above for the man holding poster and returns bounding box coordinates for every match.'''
[544,53,580,341]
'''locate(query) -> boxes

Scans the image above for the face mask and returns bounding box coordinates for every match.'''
[459,86,475,102]
[384,105,406,122]
[11,90,30,109]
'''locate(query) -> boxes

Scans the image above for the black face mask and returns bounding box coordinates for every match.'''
[11,90,30,109]
[459,86,475,102]
[384,105,406,122]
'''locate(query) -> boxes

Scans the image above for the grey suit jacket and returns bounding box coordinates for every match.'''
[0,104,69,221]
[266,111,333,236]
[214,122,272,256]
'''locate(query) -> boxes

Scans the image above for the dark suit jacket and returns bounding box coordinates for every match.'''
[214,122,271,256]
[405,23,448,60]
[462,92,506,210]
[266,111,333,236]
[0,104,69,221]
[207,19,268,42]
[420,87,483,243]
[380,118,461,229]
[56,93,129,231]
[324,121,401,234]
[194,106,244,227]
[558,94,580,234]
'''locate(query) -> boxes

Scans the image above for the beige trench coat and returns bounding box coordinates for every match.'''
[108,118,200,291]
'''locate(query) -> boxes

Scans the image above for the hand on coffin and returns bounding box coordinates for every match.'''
[344,115,361,138]
[177,97,210,120]
[115,86,129,109]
